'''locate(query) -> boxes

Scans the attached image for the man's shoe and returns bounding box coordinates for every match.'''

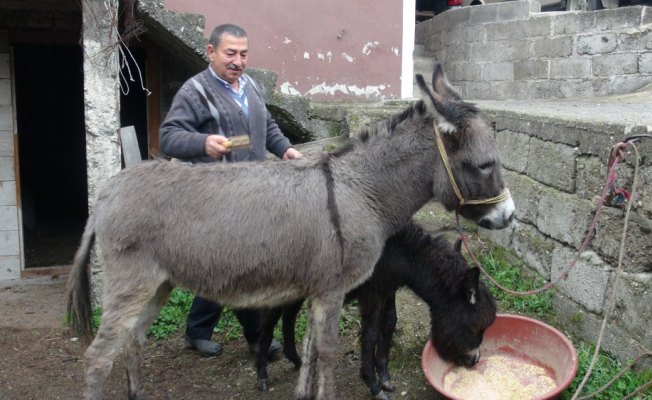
[184,335,224,357]
[249,339,283,361]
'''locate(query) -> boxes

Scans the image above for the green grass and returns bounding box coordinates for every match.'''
[477,247,651,400]
[477,248,554,320]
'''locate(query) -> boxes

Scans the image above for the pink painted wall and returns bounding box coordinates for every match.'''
[164,0,404,101]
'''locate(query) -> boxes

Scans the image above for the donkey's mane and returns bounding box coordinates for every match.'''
[393,223,469,284]
[329,100,428,158]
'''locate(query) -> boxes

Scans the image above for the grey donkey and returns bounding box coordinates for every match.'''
[66,63,514,400]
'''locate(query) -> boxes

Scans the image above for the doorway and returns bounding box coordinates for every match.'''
[13,44,87,268]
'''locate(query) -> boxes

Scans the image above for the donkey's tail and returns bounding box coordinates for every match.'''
[65,213,96,345]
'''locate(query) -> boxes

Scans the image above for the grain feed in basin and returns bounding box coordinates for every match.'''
[443,353,557,400]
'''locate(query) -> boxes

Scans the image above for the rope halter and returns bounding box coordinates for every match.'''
[434,122,511,206]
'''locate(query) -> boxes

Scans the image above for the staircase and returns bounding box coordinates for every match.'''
[413,43,434,96]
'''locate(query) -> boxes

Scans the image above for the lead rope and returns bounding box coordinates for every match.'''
[449,135,651,399]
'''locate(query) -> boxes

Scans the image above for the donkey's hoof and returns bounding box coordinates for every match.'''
[381,379,396,392]
[256,379,269,392]
[373,390,391,400]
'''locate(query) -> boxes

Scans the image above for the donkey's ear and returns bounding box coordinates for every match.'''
[416,69,457,134]
[463,267,481,305]
[432,63,462,101]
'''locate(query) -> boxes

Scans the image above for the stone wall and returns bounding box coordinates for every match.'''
[414,1,652,100]
[476,95,652,365]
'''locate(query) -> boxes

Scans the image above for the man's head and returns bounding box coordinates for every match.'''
[207,24,248,83]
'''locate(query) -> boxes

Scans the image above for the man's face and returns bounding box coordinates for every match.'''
[207,33,248,83]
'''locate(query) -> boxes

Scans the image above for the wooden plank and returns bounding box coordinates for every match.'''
[21,265,70,279]
[119,125,143,167]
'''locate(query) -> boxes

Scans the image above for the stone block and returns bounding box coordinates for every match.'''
[592,207,652,273]
[511,222,555,277]
[551,247,611,313]
[0,129,13,156]
[592,75,652,97]
[532,37,573,58]
[553,292,647,365]
[595,7,645,31]
[576,33,618,55]
[0,205,18,231]
[514,59,549,80]
[526,137,576,192]
[449,62,481,82]
[459,24,486,44]
[496,129,530,172]
[470,3,499,24]
[0,180,16,206]
[0,230,19,256]
[551,11,595,35]
[617,29,652,52]
[614,272,652,347]
[477,218,515,248]
[576,156,607,202]
[502,170,543,224]
[481,62,514,81]
[536,189,593,247]
[592,53,638,77]
[641,52,652,74]
[0,255,20,280]
[496,1,531,22]
[0,156,15,181]
[470,40,529,63]
[550,58,591,79]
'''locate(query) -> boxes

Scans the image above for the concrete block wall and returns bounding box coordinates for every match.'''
[415,1,652,100]
[477,101,652,364]
[0,30,20,280]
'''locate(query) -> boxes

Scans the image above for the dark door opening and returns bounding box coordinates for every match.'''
[120,46,149,163]
[14,44,87,268]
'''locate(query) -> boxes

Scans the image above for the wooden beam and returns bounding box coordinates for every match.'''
[119,125,142,167]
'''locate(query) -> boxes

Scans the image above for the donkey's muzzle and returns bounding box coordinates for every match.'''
[478,196,515,230]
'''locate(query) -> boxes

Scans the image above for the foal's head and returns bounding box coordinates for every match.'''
[423,236,496,366]
[416,63,515,230]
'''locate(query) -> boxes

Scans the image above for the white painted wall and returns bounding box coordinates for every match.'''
[0,30,21,280]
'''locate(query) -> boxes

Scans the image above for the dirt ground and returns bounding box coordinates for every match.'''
[0,275,443,400]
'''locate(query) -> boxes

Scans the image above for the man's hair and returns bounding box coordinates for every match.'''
[209,24,248,47]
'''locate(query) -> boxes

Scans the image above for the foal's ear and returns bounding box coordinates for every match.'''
[416,69,456,134]
[453,238,462,253]
[463,268,481,305]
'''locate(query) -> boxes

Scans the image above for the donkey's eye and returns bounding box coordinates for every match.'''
[478,161,495,174]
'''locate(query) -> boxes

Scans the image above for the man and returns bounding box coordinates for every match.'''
[160,23,302,358]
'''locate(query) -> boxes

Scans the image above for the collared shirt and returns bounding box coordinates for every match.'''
[208,66,249,117]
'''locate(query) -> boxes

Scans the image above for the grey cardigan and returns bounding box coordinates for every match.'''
[159,68,292,163]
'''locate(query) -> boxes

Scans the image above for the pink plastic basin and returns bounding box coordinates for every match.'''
[422,313,578,400]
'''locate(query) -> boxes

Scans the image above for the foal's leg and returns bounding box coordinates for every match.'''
[282,299,304,368]
[123,281,173,399]
[256,307,283,391]
[376,293,398,392]
[358,294,388,399]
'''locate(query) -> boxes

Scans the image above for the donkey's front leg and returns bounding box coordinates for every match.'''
[314,294,344,400]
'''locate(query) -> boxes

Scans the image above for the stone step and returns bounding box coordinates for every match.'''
[413,44,425,57]
[413,56,434,95]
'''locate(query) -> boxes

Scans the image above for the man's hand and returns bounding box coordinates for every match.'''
[282,147,303,160]
[204,135,231,158]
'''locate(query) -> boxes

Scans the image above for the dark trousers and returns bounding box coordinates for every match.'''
[185,295,262,344]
